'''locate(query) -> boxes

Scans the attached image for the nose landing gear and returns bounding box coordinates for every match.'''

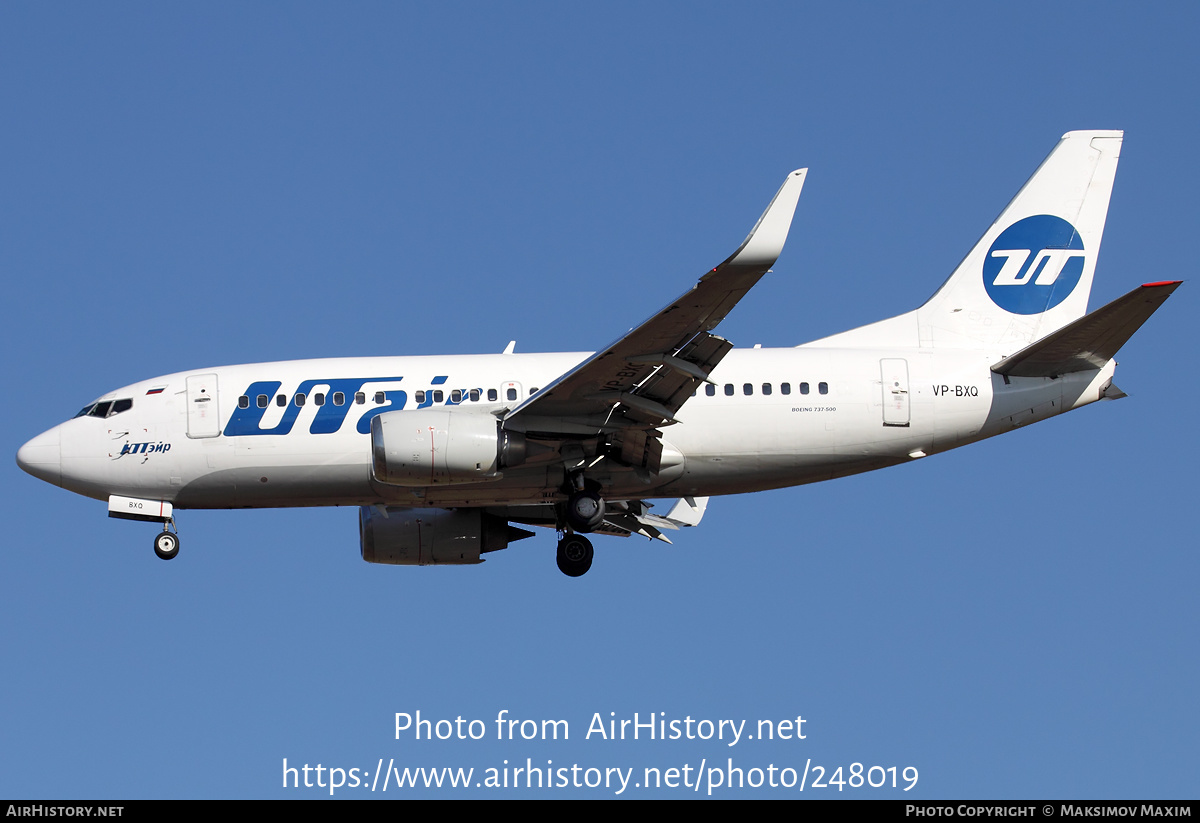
[153,522,180,560]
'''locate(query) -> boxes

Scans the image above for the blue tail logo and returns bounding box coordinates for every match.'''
[983,215,1085,315]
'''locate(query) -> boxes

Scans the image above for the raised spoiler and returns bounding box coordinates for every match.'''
[991,281,1182,378]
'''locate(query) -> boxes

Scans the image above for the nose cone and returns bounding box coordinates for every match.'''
[17,427,62,487]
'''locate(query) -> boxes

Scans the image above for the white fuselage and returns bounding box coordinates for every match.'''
[27,345,1116,511]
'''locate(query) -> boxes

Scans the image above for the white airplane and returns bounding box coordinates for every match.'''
[16,130,1179,576]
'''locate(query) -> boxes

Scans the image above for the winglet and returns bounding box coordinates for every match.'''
[721,169,807,271]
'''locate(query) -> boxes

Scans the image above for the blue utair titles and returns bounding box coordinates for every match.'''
[224,377,408,436]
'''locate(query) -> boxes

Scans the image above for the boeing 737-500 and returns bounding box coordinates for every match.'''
[16,131,1179,576]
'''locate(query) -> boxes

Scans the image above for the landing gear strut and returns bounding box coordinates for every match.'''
[153,522,180,560]
[556,534,593,577]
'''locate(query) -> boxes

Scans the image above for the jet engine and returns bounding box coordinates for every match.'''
[359,506,535,565]
[370,409,527,486]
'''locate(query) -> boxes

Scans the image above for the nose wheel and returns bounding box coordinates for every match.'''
[153,528,180,560]
[556,534,593,577]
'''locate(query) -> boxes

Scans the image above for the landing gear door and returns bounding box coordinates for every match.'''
[881,358,910,427]
[186,373,221,439]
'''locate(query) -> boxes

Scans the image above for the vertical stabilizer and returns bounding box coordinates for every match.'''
[917,130,1122,351]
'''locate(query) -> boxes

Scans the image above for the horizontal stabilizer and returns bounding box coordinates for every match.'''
[659,496,708,528]
[992,281,1181,377]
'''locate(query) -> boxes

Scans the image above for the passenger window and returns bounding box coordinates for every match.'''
[374,391,385,404]
[819,382,829,395]
[469,389,480,402]
[238,396,249,409]
[333,392,345,406]
[451,390,463,403]
[257,395,269,408]
[415,391,425,403]
[530,387,539,395]
[780,383,791,395]
[507,388,517,401]
[314,393,325,406]
[724,384,734,396]
[432,390,443,403]
[276,394,287,407]
[706,384,716,397]
[743,383,753,396]
[800,382,810,395]
[295,393,306,407]
[354,392,365,405]
[489,389,498,401]
[762,383,772,396]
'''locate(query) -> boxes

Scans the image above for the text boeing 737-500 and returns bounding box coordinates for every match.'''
[16,131,1179,576]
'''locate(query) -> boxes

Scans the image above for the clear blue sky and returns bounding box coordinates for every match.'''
[2,2,1196,798]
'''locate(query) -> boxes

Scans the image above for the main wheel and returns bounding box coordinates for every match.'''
[556,534,593,577]
[565,489,605,533]
[154,531,179,561]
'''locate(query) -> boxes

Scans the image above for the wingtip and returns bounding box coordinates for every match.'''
[724,167,807,268]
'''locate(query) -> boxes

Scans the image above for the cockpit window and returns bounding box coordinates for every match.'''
[77,398,134,419]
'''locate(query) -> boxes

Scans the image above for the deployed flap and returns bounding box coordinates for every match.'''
[992,281,1181,377]
[504,169,807,435]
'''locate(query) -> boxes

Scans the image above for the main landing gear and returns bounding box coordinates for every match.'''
[565,489,604,532]
[556,474,602,576]
[153,522,180,560]
[556,533,593,577]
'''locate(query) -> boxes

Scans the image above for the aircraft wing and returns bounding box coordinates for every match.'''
[503,169,807,448]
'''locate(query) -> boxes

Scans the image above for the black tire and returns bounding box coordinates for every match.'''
[153,531,179,561]
[556,534,593,577]
[565,489,605,533]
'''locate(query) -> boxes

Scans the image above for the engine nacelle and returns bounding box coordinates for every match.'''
[370,409,526,486]
[359,506,533,565]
